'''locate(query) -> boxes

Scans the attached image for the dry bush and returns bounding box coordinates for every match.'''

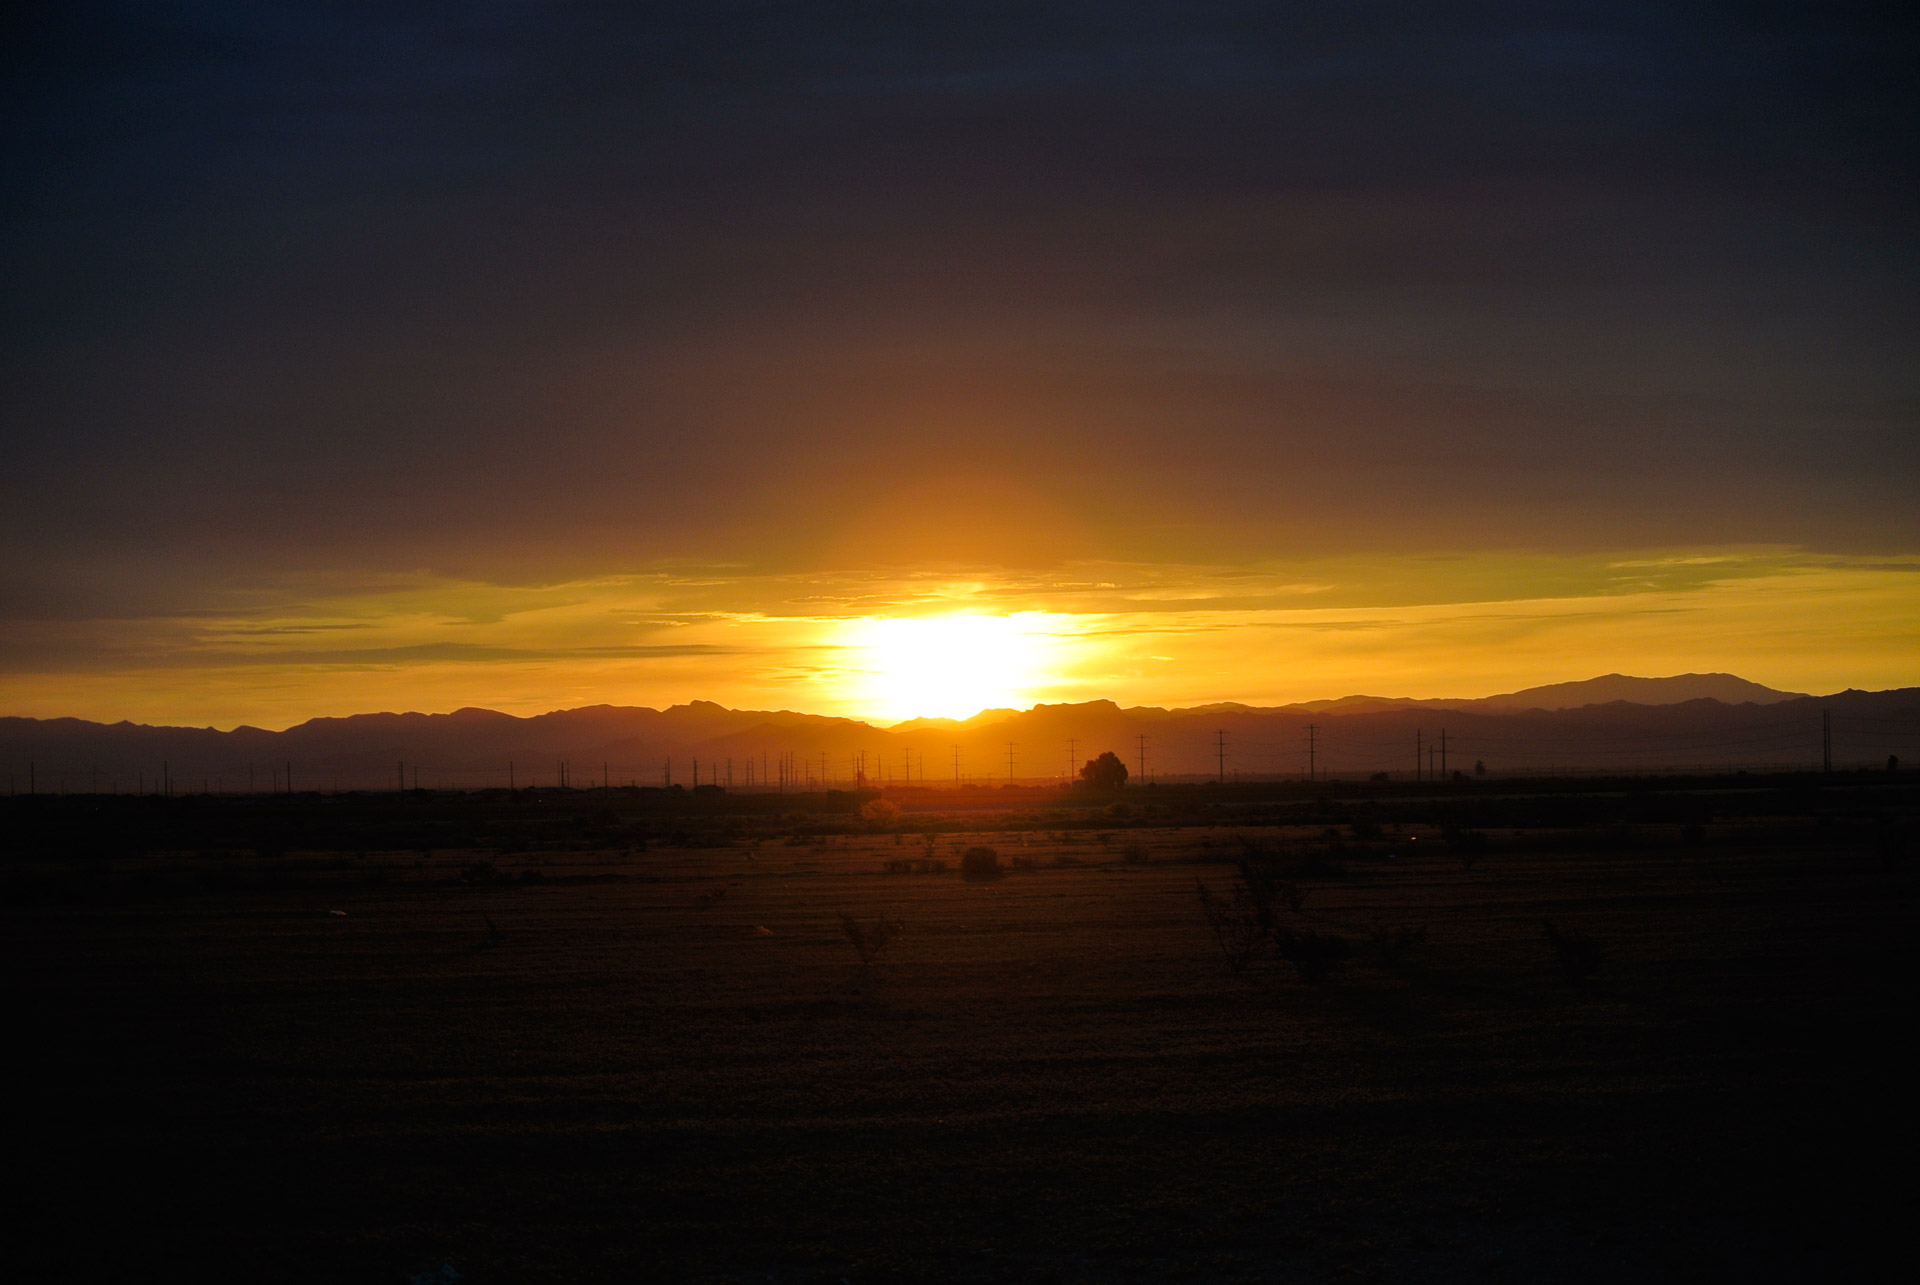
[1543,920,1603,986]
[1195,877,1265,975]
[1365,924,1426,970]
[838,910,903,965]
[860,798,902,829]
[1272,926,1349,984]
[1447,828,1489,871]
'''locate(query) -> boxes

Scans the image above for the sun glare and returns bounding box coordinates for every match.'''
[848,613,1059,723]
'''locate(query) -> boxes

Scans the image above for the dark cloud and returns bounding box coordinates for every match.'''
[3,2,1917,602]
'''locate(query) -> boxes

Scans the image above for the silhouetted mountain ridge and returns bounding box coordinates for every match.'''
[2,677,1911,789]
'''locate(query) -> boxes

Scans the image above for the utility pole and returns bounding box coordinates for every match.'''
[952,744,961,786]
[1136,733,1148,785]
[1306,723,1318,782]
[1440,729,1448,778]
[1823,709,1832,773]
[1415,731,1422,782]
[398,761,405,792]
[1007,742,1017,783]
[1067,737,1078,784]
[1215,729,1227,784]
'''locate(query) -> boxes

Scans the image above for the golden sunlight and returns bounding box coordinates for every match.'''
[846,613,1063,723]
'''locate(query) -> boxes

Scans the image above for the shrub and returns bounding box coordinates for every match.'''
[1446,827,1489,870]
[1195,877,1265,975]
[860,797,902,829]
[960,846,1003,882]
[1365,924,1426,969]
[1543,920,1602,986]
[1272,926,1349,984]
[838,910,902,965]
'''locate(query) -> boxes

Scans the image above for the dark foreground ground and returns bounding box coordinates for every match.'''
[4,783,1910,1282]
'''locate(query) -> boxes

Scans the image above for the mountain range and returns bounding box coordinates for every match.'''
[3,675,1913,792]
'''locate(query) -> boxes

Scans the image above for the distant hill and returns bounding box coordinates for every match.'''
[2,678,1912,791]
[1439,672,1807,712]
[1280,673,1806,715]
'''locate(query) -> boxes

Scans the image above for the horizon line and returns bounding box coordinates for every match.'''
[3,672,1903,737]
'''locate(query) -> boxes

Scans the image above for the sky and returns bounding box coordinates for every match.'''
[3,3,1917,728]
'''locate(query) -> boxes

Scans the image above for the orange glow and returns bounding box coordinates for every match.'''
[0,551,1913,729]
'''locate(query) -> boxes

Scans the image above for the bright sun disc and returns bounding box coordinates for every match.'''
[849,613,1055,722]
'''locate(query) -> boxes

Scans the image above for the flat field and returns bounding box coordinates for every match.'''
[4,789,1908,1282]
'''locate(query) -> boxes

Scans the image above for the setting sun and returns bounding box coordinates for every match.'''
[846,613,1064,723]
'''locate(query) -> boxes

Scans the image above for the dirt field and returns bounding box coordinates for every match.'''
[6,797,1908,1282]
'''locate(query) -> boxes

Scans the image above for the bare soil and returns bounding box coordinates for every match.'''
[5,807,1907,1282]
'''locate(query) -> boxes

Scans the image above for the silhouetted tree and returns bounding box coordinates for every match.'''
[960,846,1003,882]
[1079,751,1128,790]
[859,797,901,829]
